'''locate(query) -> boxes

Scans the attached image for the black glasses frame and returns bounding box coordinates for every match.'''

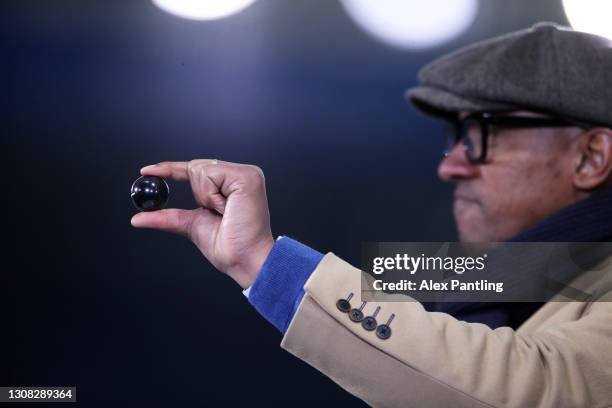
[445,112,593,164]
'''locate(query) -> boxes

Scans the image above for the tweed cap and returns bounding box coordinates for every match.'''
[406,22,612,127]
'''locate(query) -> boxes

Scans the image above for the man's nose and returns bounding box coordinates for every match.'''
[437,143,479,182]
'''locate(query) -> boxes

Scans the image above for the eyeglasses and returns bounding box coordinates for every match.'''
[443,112,591,164]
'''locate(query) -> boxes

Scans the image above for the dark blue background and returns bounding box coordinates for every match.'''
[4,1,569,405]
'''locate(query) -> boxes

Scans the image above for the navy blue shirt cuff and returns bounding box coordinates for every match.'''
[247,237,324,333]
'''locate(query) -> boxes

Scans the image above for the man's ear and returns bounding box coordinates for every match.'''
[573,128,612,190]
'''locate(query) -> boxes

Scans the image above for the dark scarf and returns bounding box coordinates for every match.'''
[424,187,612,329]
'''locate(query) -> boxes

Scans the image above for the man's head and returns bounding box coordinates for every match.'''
[406,23,612,242]
[438,110,612,242]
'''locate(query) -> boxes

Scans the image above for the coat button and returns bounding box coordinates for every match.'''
[362,316,377,331]
[362,306,380,331]
[376,313,395,340]
[349,309,364,322]
[336,293,353,313]
[349,301,367,322]
[375,325,392,339]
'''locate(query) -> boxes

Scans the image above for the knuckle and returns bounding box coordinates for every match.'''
[245,165,265,185]
[187,160,200,175]
[248,165,265,179]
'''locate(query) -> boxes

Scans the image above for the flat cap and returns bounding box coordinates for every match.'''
[407,22,612,127]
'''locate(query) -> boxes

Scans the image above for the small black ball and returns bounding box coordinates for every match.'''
[130,176,169,211]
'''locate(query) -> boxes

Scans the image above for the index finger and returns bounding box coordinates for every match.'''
[140,161,189,181]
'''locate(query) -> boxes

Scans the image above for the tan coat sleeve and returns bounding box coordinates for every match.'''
[280,253,612,408]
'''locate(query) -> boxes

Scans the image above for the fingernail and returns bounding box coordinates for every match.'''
[130,214,143,227]
[140,164,157,173]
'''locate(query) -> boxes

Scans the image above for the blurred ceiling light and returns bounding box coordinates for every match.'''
[340,0,479,50]
[562,0,612,39]
[152,0,257,20]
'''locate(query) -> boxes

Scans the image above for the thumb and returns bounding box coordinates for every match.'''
[131,208,196,236]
